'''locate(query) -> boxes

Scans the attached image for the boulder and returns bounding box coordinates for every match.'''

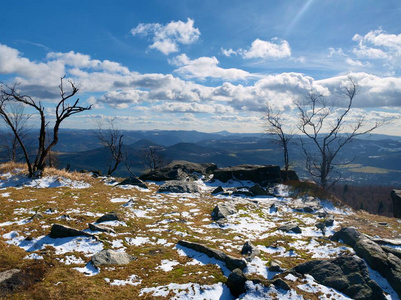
[241,241,260,261]
[0,269,20,285]
[140,161,217,181]
[157,180,201,193]
[332,227,401,297]
[226,268,247,297]
[272,278,290,291]
[278,223,302,234]
[178,240,246,271]
[117,177,147,189]
[88,223,115,234]
[91,249,136,267]
[211,203,236,220]
[249,184,268,196]
[390,190,401,218]
[49,224,95,239]
[212,165,281,186]
[96,212,120,223]
[211,186,224,195]
[294,255,386,300]
[269,260,283,272]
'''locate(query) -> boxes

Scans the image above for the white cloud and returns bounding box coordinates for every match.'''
[153,102,234,114]
[221,38,291,60]
[131,18,200,55]
[241,38,291,59]
[345,58,370,67]
[352,29,401,59]
[170,54,253,80]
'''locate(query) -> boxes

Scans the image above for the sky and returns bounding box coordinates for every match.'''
[0,0,401,135]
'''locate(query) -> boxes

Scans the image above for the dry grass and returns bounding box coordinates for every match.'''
[0,162,28,175]
[1,164,401,299]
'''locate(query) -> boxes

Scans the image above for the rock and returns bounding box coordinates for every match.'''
[390,190,401,218]
[241,241,260,261]
[96,212,120,223]
[88,223,116,234]
[211,203,236,220]
[270,203,278,213]
[294,255,386,300]
[91,249,136,267]
[49,224,96,239]
[157,180,201,193]
[178,240,247,271]
[278,223,302,234]
[332,227,401,297]
[226,268,247,297]
[0,269,20,284]
[315,221,325,231]
[232,188,253,197]
[324,215,335,227]
[249,184,268,196]
[280,169,299,182]
[117,177,147,189]
[272,278,290,291]
[211,186,224,194]
[140,161,217,181]
[212,165,282,186]
[269,260,283,272]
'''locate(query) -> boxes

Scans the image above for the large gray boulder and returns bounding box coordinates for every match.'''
[49,224,95,239]
[278,223,302,234]
[91,249,136,267]
[178,240,246,271]
[212,165,282,186]
[226,268,247,297]
[332,227,401,297]
[211,203,236,220]
[391,190,401,218]
[294,255,386,300]
[157,180,201,193]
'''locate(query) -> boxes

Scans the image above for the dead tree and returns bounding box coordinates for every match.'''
[296,76,384,189]
[96,118,124,176]
[263,104,294,180]
[140,146,165,171]
[0,77,91,177]
[0,103,31,162]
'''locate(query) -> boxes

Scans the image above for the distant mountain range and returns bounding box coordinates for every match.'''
[1,129,401,185]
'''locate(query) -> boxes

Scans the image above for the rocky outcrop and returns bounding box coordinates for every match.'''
[294,255,386,300]
[157,180,201,193]
[177,240,246,271]
[390,189,401,218]
[117,177,147,189]
[211,203,236,220]
[88,223,115,234]
[96,212,121,223]
[332,227,401,297]
[140,161,217,181]
[49,224,96,239]
[212,165,282,186]
[91,249,136,267]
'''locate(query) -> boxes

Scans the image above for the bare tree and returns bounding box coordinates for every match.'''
[296,76,384,189]
[96,118,124,176]
[263,104,294,181]
[140,146,166,171]
[0,103,31,162]
[0,77,91,177]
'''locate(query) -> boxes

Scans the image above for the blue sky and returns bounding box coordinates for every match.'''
[1,0,401,134]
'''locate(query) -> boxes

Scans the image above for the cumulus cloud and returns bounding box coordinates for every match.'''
[352,29,401,59]
[222,38,291,60]
[131,18,200,55]
[170,54,253,80]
